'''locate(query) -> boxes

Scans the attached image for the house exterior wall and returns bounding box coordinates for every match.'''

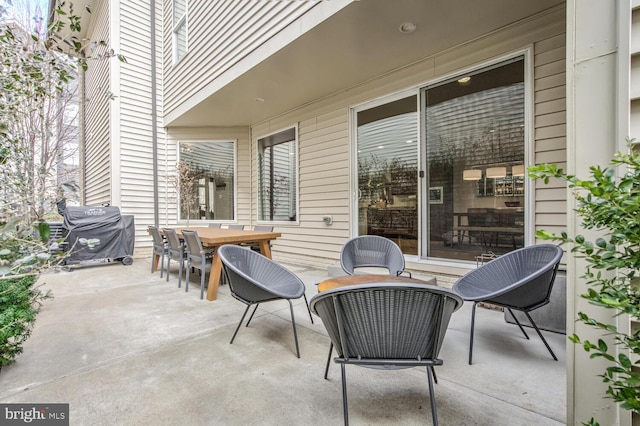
[567,1,636,424]
[162,0,327,121]
[117,0,166,247]
[82,0,112,206]
[234,7,567,276]
[80,0,165,251]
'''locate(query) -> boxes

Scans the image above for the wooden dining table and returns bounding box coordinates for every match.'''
[154,227,281,301]
[316,273,437,293]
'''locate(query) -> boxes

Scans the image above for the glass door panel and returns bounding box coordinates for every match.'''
[356,96,418,255]
[423,57,525,261]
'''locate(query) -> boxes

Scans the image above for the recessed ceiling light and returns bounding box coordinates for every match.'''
[457,76,471,85]
[399,22,416,34]
[255,97,265,103]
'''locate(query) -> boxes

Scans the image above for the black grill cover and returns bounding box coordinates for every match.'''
[60,205,135,262]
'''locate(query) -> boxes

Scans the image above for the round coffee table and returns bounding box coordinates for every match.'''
[317,274,437,292]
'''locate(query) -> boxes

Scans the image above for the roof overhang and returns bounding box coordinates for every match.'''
[166,0,564,128]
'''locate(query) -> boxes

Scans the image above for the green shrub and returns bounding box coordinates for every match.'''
[0,275,50,368]
[530,140,640,424]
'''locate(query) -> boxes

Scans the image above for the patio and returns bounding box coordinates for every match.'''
[0,257,566,425]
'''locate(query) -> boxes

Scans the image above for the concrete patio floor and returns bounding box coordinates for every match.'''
[0,256,566,425]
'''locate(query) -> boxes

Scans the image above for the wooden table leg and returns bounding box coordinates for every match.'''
[152,253,160,272]
[259,240,272,258]
[206,249,222,301]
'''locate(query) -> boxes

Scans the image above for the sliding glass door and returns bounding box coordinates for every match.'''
[354,55,526,262]
[423,57,525,261]
[355,95,419,255]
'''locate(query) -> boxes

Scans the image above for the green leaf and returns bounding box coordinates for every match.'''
[619,353,632,368]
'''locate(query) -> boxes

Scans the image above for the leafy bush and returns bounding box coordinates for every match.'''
[0,274,50,368]
[529,140,640,424]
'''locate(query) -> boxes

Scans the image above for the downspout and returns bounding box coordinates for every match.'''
[78,54,87,205]
[150,0,159,226]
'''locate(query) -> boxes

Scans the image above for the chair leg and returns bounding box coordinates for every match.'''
[166,256,171,282]
[431,366,438,384]
[178,259,183,289]
[340,363,349,426]
[200,268,206,300]
[324,343,333,380]
[506,308,530,340]
[246,304,260,327]
[288,299,300,358]
[524,312,558,361]
[303,293,314,324]
[427,365,438,426]
[469,302,477,365]
[185,260,190,293]
[230,304,252,344]
[160,252,165,278]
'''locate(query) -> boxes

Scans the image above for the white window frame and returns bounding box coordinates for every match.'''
[256,125,300,225]
[177,139,237,224]
[172,0,188,64]
[349,48,533,268]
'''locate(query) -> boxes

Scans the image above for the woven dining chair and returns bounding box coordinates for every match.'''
[452,244,563,364]
[340,235,411,277]
[249,225,274,253]
[310,283,463,426]
[218,244,314,358]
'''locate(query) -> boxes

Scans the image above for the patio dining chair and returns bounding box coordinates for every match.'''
[227,224,244,230]
[208,223,221,228]
[162,228,186,289]
[182,230,214,299]
[340,235,411,277]
[310,283,463,426]
[148,226,167,278]
[249,225,273,253]
[452,244,563,364]
[218,244,314,358]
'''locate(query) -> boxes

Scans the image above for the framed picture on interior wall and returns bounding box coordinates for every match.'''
[429,186,443,204]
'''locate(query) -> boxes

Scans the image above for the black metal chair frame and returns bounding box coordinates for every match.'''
[218,244,314,358]
[310,283,463,426]
[452,244,563,364]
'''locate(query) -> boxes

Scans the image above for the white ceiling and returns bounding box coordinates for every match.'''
[62,0,565,128]
[171,0,564,127]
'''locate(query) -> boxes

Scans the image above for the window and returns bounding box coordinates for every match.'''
[354,55,527,263]
[178,141,235,221]
[258,127,298,222]
[172,0,188,63]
